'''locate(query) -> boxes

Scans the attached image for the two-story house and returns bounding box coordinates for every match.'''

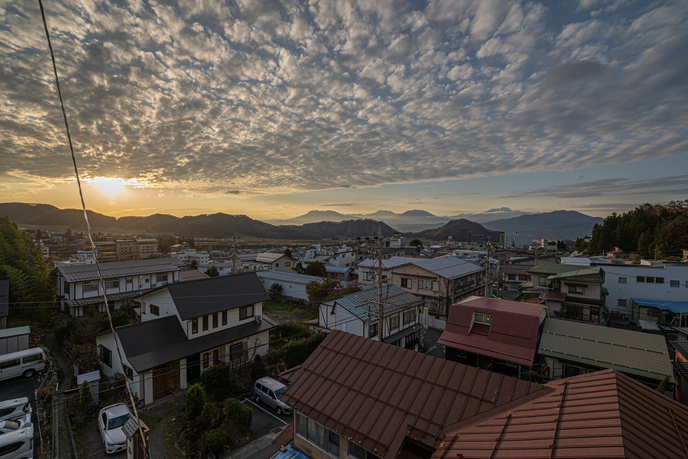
[55,258,186,317]
[256,253,297,272]
[95,273,275,406]
[318,284,423,347]
[501,264,533,292]
[358,256,484,317]
[526,264,606,323]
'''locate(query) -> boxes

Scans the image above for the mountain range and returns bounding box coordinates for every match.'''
[0,203,602,241]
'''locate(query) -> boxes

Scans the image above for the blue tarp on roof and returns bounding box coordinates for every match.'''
[270,445,311,459]
[632,298,688,314]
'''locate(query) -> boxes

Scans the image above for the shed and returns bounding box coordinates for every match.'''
[0,326,31,355]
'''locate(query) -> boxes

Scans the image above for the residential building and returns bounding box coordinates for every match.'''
[318,284,423,347]
[671,341,688,404]
[358,256,484,316]
[263,330,688,459]
[256,270,324,302]
[326,250,358,267]
[324,265,356,282]
[55,258,185,317]
[593,263,688,319]
[0,279,7,329]
[538,317,673,389]
[95,273,275,406]
[116,239,159,261]
[438,296,545,378]
[504,232,533,248]
[256,253,297,272]
[501,264,533,292]
[197,261,264,276]
[169,248,210,265]
[630,298,688,327]
[527,264,605,323]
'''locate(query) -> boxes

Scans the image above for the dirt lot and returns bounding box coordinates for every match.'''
[262,300,317,323]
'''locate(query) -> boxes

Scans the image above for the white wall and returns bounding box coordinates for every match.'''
[138,290,185,331]
[96,333,142,400]
[186,302,264,340]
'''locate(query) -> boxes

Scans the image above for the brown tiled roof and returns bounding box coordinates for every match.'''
[280,330,551,459]
[437,297,543,366]
[502,264,534,275]
[540,290,567,301]
[433,369,688,459]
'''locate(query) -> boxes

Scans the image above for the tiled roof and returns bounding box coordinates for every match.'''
[549,267,604,284]
[539,318,673,383]
[632,297,688,314]
[179,269,210,282]
[359,256,482,280]
[256,253,292,263]
[437,297,543,366]
[331,284,423,323]
[279,330,550,459]
[139,272,270,320]
[529,263,588,275]
[324,265,353,274]
[501,264,533,275]
[256,270,324,285]
[433,369,688,459]
[56,258,185,282]
[66,289,150,307]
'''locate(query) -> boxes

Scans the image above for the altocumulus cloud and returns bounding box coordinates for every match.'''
[1,0,687,195]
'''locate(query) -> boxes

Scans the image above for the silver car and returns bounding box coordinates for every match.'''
[253,377,292,416]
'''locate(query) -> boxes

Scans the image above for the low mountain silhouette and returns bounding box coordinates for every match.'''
[411,219,501,242]
[484,210,603,240]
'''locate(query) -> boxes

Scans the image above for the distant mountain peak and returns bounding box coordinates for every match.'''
[367,210,397,217]
[401,209,436,217]
[484,207,513,213]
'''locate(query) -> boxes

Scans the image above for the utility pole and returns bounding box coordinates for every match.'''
[484,243,490,296]
[377,223,384,341]
[232,233,236,274]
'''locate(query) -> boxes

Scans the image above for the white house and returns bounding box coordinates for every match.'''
[169,248,210,265]
[256,270,324,302]
[95,273,275,406]
[55,258,186,317]
[318,284,423,348]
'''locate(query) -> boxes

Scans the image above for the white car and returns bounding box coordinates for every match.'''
[0,398,31,422]
[0,413,31,434]
[98,403,132,454]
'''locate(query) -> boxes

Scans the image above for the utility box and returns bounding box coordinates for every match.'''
[123,417,150,459]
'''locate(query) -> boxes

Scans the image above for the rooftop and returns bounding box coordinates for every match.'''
[256,253,293,263]
[329,284,423,323]
[359,256,482,279]
[437,296,544,366]
[539,318,673,383]
[55,257,185,282]
[631,297,688,314]
[256,270,324,285]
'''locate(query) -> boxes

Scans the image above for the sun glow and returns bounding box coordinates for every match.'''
[88,177,140,197]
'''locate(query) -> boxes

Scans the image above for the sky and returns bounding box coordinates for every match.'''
[1,0,687,221]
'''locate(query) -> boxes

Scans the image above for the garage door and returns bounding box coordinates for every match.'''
[153,361,180,400]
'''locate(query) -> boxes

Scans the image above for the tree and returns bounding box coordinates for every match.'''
[35,229,42,240]
[189,259,198,269]
[556,240,567,250]
[206,429,227,455]
[80,380,94,406]
[185,383,206,420]
[251,354,267,381]
[201,363,240,401]
[65,227,73,241]
[205,266,219,277]
[304,261,327,277]
[409,238,422,247]
[268,283,283,298]
[306,278,362,303]
[225,399,252,432]
[283,248,293,258]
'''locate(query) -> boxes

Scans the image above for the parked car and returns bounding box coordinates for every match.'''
[253,377,293,416]
[0,423,33,458]
[0,399,31,422]
[0,413,31,435]
[0,348,47,382]
[98,403,132,454]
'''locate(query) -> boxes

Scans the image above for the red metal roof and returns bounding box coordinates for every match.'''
[437,296,543,366]
[280,330,550,459]
[433,369,688,459]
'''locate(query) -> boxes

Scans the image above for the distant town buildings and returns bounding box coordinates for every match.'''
[504,232,533,248]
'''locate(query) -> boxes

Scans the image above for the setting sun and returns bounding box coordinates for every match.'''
[88,177,138,197]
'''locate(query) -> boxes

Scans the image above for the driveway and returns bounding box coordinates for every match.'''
[0,371,45,427]
[242,397,290,439]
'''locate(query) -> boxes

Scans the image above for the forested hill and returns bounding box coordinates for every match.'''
[587,201,688,258]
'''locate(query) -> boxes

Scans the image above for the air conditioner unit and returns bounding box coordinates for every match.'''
[255,315,262,324]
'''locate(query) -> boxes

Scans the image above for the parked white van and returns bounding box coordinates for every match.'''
[0,348,46,382]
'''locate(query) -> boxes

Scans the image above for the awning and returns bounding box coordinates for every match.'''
[383,324,421,344]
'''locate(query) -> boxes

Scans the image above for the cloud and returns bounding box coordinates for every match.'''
[317,202,361,207]
[0,0,686,199]
[491,175,688,199]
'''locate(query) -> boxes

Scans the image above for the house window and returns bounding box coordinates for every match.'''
[474,312,492,325]
[618,277,627,284]
[275,263,279,268]
[213,349,219,365]
[418,279,434,290]
[390,315,400,330]
[158,274,168,283]
[150,304,160,316]
[569,285,584,294]
[403,309,416,325]
[213,313,218,328]
[203,353,209,369]
[105,280,119,289]
[656,277,664,284]
[637,276,645,283]
[507,274,516,281]
[222,311,227,325]
[369,323,378,338]
[671,280,680,288]
[401,278,409,288]
[203,316,209,331]
[101,346,112,368]
[145,278,149,283]
[126,278,132,284]
[646,277,655,283]
[83,281,98,292]
[240,305,254,320]
[618,299,627,307]
[231,342,248,367]
[192,319,198,334]
[539,277,550,286]
[349,442,380,459]
[123,365,134,379]
[285,262,291,267]
[296,412,341,458]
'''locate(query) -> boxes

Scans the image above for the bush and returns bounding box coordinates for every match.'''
[225,398,252,432]
[201,363,240,401]
[205,428,227,455]
[185,383,206,420]
[201,402,218,428]
[271,321,308,345]
[251,354,267,381]
[80,380,93,406]
[268,283,283,298]
[280,332,328,369]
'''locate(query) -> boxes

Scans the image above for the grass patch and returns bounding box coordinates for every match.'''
[263,299,296,313]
